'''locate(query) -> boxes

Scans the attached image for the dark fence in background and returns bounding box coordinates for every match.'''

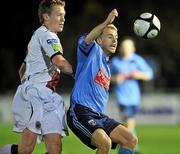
[0,0,180,93]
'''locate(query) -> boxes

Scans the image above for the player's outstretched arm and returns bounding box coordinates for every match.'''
[52,54,73,76]
[84,9,118,45]
[130,70,153,81]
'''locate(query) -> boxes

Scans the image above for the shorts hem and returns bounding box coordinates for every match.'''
[43,131,67,137]
[13,126,41,135]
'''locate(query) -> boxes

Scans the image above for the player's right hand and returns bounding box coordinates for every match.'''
[116,73,130,83]
[104,9,118,25]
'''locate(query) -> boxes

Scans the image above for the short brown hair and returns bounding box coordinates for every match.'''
[38,0,65,24]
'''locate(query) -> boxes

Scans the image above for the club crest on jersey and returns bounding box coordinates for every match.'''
[95,68,110,90]
[88,119,96,126]
[35,121,41,129]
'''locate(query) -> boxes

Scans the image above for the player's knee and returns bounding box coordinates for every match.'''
[47,140,61,154]
[122,134,138,150]
[18,146,34,154]
[98,136,112,152]
[132,135,138,148]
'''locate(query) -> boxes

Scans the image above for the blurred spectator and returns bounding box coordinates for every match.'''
[110,37,154,154]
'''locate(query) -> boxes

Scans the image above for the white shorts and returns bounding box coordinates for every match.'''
[12,81,68,138]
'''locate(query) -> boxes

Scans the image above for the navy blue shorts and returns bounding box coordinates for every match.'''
[119,104,139,119]
[67,104,120,150]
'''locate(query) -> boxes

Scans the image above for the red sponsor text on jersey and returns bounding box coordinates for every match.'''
[95,68,110,90]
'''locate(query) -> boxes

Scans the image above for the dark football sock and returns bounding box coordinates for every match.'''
[11,144,18,154]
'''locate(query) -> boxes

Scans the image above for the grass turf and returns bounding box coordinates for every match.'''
[0,124,179,154]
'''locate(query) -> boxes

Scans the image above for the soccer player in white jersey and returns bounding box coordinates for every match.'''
[0,0,73,154]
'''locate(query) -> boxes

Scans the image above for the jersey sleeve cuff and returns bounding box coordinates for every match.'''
[50,52,63,61]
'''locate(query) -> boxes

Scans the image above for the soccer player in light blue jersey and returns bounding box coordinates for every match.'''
[110,37,153,154]
[67,9,137,154]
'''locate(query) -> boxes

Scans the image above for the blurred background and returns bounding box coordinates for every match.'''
[0,0,180,93]
[0,0,180,153]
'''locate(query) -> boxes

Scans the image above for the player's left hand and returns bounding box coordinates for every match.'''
[104,9,118,25]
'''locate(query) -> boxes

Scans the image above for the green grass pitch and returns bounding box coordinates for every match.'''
[0,124,180,154]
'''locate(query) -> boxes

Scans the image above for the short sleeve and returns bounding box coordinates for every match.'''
[78,34,96,56]
[40,31,63,59]
[135,54,154,79]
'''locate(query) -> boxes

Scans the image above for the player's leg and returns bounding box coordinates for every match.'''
[67,104,113,153]
[126,118,140,153]
[110,124,138,154]
[0,144,18,154]
[18,128,37,154]
[120,105,138,131]
[126,118,136,130]
[121,105,139,153]
[16,86,42,154]
[91,128,112,154]
[42,91,67,154]
[43,134,62,154]
[2,85,37,154]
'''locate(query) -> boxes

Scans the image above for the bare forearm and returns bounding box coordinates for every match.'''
[130,71,152,81]
[58,59,73,76]
[84,22,108,45]
[85,9,118,45]
[52,55,73,76]
[111,73,129,84]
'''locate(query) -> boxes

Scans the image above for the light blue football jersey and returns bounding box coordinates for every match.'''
[71,34,111,113]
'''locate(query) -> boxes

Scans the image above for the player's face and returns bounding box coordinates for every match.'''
[99,29,118,55]
[45,5,65,33]
[119,40,135,57]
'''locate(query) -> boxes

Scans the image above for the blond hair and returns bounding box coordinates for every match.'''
[98,24,118,37]
[105,24,118,32]
[38,0,65,24]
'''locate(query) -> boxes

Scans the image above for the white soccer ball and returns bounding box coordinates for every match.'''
[133,13,161,39]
